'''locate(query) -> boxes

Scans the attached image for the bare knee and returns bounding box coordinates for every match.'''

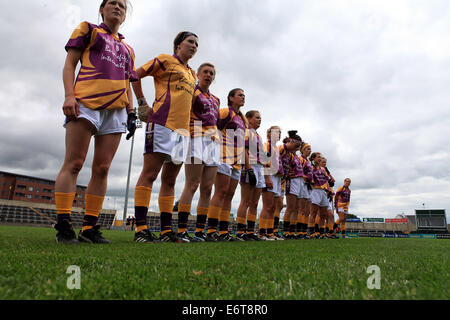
[65,158,85,176]
[224,190,237,203]
[92,162,111,179]
[162,176,177,190]
[199,184,213,199]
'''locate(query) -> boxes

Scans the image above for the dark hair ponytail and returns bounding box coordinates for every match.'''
[173,31,198,54]
[310,152,321,167]
[227,88,244,106]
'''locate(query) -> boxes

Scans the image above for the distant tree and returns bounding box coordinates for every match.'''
[347,213,358,219]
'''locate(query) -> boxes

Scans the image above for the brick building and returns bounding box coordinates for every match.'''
[0,171,86,208]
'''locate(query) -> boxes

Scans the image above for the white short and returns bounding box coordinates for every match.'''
[186,136,221,167]
[145,123,189,164]
[328,201,333,211]
[265,174,282,197]
[311,189,329,207]
[64,102,127,135]
[337,208,348,214]
[299,179,311,200]
[286,177,302,197]
[217,162,241,181]
[240,163,266,189]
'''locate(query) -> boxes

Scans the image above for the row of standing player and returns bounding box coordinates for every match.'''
[53,0,351,244]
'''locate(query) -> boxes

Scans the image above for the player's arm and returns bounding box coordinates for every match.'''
[131,67,147,99]
[334,188,342,207]
[132,67,151,122]
[62,48,82,118]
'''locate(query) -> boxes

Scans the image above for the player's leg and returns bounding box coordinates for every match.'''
[273,196,283,238]
[260,190,276,240]
[194,165,218,241]
[78,132,121,244]
[236,181,253,240]
[133,152,167,243]
[218,177,239,241]
[158,161,183,242]
[206,172,231,241]
[246,187,262,240]
[177,161,204,241]
[284,194,297,239]
[54,119,94,243]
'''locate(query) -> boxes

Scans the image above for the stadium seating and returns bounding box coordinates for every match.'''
[0,201,115,230]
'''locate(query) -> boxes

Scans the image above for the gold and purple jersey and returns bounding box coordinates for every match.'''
[190,86,220,140]
[140,54,196,136]
[323,167,335,195]
[217,107,248,169]
[279,144,303,179]
[311,166,332,190]
[263,141,283,176]
[335,186,351,210]
[65,22,138,110]
[245,129,265,165]
[300,155,313,182]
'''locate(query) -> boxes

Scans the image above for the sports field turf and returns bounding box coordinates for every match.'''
[0,225,448,300]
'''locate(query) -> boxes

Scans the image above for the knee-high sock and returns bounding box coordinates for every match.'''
[219,209,231,235]
[159,195,175,235]
[81,194,104,232]
[55,192,76,224]
[177,203,191,234]
[135,186,152,233]
[237,216,246,235]
[206,206,221,234]
[195,206,209,233]
[247,213,257,234]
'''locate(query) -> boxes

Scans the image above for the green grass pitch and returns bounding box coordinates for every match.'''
[0,225,448,300]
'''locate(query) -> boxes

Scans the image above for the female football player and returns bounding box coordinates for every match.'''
[235,111,267,241]
[308,153,333,239]
[334,178,352,238]
[258,126,284,240]
[205,88,248,241]
[131,31,199,243]
[54,0,136,244]
[279,131,303,239]
[176,63,221,242]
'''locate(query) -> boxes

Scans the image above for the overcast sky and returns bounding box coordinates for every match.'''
[1,0,449,221]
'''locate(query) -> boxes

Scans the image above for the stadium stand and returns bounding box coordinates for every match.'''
[0,199,115,230]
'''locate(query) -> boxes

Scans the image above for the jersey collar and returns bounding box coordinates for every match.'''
[99,23,125,40]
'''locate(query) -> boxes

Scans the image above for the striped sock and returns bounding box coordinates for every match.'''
[81,194,104,232]
[206,206,221,234]
[247,213,257,235]
[283,220,290,235]
[266,218,274,236]
[55,192,75,224]
[308,222,315,235]
[259,218,266,236]
[289,220,296,235]
[195,206,209,233]
[218,209,231,235]
[273,216,280,233]
[258,215,264,235]
[134,186,152,233]
[177,203,191,234]
[159,195,174,235]
[237,216,246,235]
